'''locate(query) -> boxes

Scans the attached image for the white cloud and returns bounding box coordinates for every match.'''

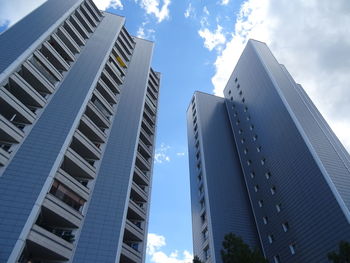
[220,0,230,5]
[94,0,123,10]
[198,25,226,51]
[139,0,171,23]
[154,143,171,163]
[0,0,46,27]
[184,3,195,18]
[203,6,210,16]
[176,152,186,156]
[147,233,193,263]
[211,0,350,151]
[136,21,156,40]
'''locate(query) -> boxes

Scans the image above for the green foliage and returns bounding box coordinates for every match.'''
[221,233,267,263]
[193,255,203,263]
[328,241,350,263]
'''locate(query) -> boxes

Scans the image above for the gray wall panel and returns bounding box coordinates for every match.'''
[72,37,154,263]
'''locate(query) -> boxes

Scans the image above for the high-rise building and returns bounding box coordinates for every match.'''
[0,1,160,263]
[187,39,350,263]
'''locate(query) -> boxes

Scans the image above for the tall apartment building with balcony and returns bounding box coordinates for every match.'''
[0,0,160,262]
[187,40,350,263]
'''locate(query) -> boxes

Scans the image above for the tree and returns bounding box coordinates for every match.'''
[221,233,267,263]
[193,255,203,263]
[328,241,350,263]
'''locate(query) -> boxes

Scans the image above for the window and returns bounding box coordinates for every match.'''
[200,198,205,209]
[257,146,262,152]
[196,151,200,160]
[194,123,198,132]
[192,109,196,117]
[276,203,282,213]
[244,148,248,155]
[235,77,238,83]
[230,96,233,101]
[204,247,211,260]
[238,129,243,134]
[273,255,280,263]
[254,185,259,192]
[242,98,245,103]
[195,132,199,140]
[271,186,276,195]
[261,158,266,165]
[201,212,207,224]
[282,222,290,232]
[198,173,202,182]
[236,119,240,125]
[289,243,296,255]
[265,172,271,179]
[250,125,254,131]
[246,115,251,121]
[193,116,197,124]
[203,228,209,240]
[250,172,255,179]
[239,90,243,96]
[197,162,201,170]
[247,160,252,166]
[234,111,238,117]
[195,141,200,149]
[268,234,274,244]
[258,200,263,207]
[228,90,231,95]
[237,84,240,89]
[253,134,258,141]
[263,216,268,224]
[241,138,245,144]
[199,185,204,195]
[232,104,236,109]
[244,106,248,112]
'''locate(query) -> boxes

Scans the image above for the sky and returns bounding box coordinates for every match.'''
[1,0,350,262]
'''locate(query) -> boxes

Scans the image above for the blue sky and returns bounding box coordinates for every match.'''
[1,0,350,262]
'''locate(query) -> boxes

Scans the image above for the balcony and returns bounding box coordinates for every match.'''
[79,114,106,144]
[42,193,83,228]
[143,110,155,128]
[140,127,153,146]
[131,182,148,203]
[84,1,101,23]
[125,219,144,242]
[138,140,152,158]
[56,168,90,199]
[61,147,96,180]
[136,152,151,171]
[0,114,24,143]
[85,101,110,130]
[120,242,142,263]
[0,87,36,125]
[111,47,127,75]
[25,224,73,261]
[57,26,80,54]
[75,9,94,33]
[97,79,118,105]
[64,20,85,46]
[92,89,114,116]
[133,166,149,186]
[80,4,97,27]
[33,50,62,82]
[70,14,89,39]
[41,41,69,73]
[71,129,102,161]
[128,199,146,220]
[20,62,55,94]
[141,118,154,136]
[50,33,75,63]
[8,73,46,109]
[117,37,132,56]
[101,69,120,95]
[0,147,10,166]
[105,62,123,86]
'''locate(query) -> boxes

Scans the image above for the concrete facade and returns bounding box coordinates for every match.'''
[187,40,350,263]
[0,1,160,262]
